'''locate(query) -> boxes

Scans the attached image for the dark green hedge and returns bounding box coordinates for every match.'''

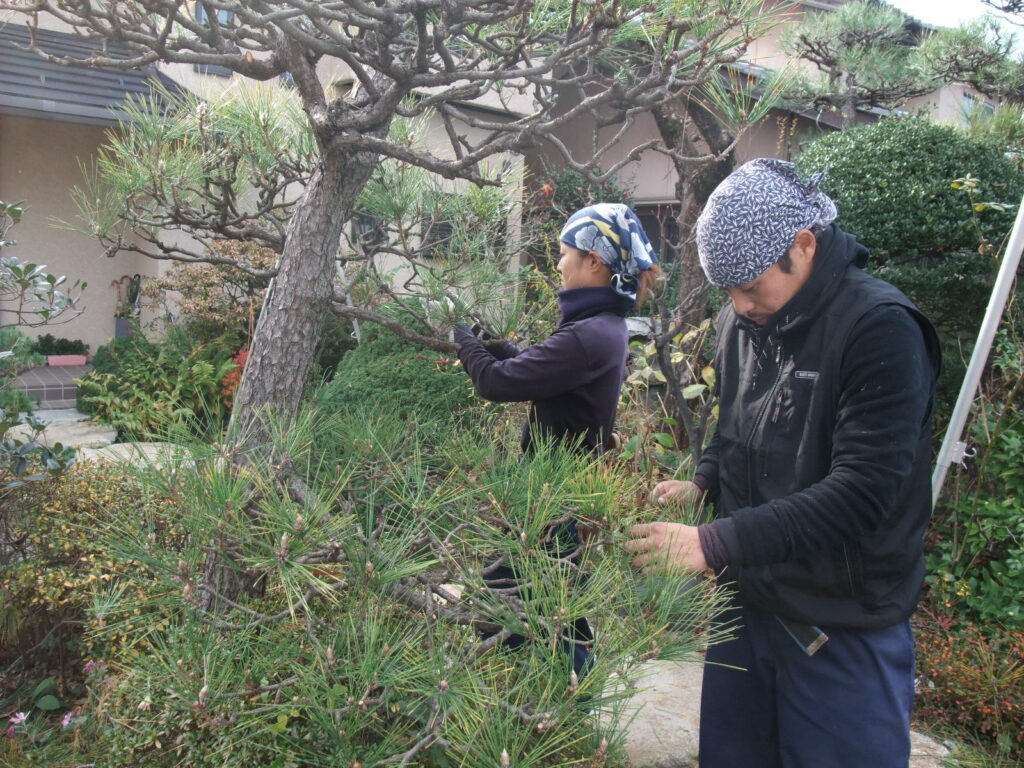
[797,116,1023,261]
[317,323,479,425]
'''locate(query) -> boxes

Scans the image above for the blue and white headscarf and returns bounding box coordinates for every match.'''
[696,158,837,288]
[559,203,658,303]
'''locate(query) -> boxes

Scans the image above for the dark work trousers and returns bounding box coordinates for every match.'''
[699,596,915,768]
[480,520,593,679]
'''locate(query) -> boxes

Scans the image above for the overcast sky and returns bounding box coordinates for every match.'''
[885,0,1016,30]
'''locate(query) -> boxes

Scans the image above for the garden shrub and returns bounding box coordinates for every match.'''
[318,320,481,426]
[77,329,237,439]
[921,314,1024,761]
[915,619,1024,760]
[797,116,1024,262]
[142,239,277,348]
[926,321,1024,629]
[86,332,160,378]
[0,327,45,371]
[0,327,44,412]
[800,117,1024,423]
[314,311,358,380]
[29,333,88,356]
[0,463,184,705]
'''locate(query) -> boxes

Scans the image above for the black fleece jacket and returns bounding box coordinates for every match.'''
[696,226,941,630]
[455,286,631,454]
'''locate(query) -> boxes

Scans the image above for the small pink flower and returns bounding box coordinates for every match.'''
[83,660,95,674]
[5,724,14,740]
[9,712,27,725]
[61,711,74,729]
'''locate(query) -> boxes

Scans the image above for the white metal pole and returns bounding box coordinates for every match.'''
[931,193,1024,506]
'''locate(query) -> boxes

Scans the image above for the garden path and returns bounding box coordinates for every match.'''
[14,408,169,464]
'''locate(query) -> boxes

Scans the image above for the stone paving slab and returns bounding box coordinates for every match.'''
[30,407,91,425]
[10,418,116,449]
[77,442,180,467]
[622,659,949,768]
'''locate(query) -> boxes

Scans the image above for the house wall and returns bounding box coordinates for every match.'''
[906,83,994,126]
[0,114,160,355]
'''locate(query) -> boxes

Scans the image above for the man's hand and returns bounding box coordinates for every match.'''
[652,479,702,507]
[625,522,708,575]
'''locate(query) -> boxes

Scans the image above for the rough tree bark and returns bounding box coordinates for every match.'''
[652,99,736,328]
[229,144,385,443]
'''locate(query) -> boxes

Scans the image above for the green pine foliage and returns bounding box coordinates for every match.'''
[3,405,731,767]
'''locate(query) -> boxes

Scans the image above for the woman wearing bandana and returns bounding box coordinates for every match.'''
[456,202,660,455]
[454,203,660,677]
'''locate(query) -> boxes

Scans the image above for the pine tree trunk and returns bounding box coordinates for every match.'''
[841,71,858,129]
[228,146,380,446]
[652,101,736,328]
[204,146,383,611]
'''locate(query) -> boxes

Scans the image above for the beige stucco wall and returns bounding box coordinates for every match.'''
[0,115,159,355]
[906,84,994,127]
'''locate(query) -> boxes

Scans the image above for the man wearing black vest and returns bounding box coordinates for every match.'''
[626,158,941,767]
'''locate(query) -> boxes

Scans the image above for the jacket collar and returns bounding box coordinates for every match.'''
[557,286,633,326]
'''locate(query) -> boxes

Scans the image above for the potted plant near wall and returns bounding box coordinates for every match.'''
[31,333,89,365]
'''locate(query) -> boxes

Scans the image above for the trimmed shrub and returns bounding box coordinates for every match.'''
[318,322,482,426]
[29,334,88,356]
[797,116,1024,262]
[800,118,1024,423]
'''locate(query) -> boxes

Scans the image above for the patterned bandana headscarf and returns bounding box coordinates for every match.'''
[696,158,838,288]
[559,203,658,303]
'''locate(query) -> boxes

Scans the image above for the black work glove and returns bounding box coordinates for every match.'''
[453,324,477,346]
[470,322,496,341]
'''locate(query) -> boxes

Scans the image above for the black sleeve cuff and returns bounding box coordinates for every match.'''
[698,523,728,572]
[699,517,743,572]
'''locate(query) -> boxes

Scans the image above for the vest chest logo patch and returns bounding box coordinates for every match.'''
[794,370,819,381]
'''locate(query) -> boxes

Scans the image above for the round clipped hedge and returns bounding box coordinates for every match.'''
[797,116,1024,261]
[317,322,480,425]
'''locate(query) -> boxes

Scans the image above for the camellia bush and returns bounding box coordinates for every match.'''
[797,116,1024,262]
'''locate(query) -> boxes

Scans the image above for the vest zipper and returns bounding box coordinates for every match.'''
[771,389,784,424]
[745,338,784,502]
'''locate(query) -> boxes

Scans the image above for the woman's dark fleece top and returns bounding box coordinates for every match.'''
[455,286,631,454]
